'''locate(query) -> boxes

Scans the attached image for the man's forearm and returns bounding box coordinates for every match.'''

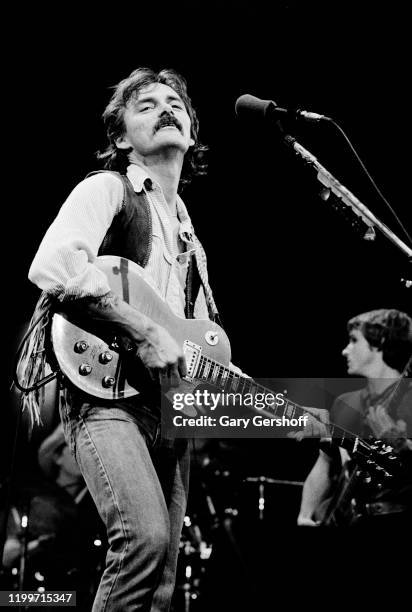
[61,291,186,378]
[64,291,157,345]
[298,452,332,521]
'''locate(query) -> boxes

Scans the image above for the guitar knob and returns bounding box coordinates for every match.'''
[74,341,89,353]
[99,351,113,364]
[205,331,219,346]
[102,376,116,388]
[79,363,92,376]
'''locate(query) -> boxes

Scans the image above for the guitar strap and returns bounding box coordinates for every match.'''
[362,376,412,439]
[190,235,223,326]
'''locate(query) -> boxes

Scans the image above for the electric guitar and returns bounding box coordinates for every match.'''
[51,255,232,415]
[51,255,402,484]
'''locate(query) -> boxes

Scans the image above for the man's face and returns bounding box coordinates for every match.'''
[116,82,194,160]
[342,329,379,375]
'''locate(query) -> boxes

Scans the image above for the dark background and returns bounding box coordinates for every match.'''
[3,1,411,607]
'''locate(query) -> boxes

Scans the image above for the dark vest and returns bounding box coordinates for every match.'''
[89,171,202,319]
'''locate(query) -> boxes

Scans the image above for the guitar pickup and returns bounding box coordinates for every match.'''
[183,340,202,381]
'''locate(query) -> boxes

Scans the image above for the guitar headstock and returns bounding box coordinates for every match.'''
[353,438,401,483]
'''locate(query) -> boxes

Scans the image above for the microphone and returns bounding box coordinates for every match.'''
[235,94,330,123]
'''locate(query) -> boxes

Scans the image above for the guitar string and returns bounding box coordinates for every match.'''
[194,354,374,451]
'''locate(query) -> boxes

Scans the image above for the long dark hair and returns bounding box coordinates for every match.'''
[97,67,208,190]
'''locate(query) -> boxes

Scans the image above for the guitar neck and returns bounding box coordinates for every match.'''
[194,354,366,454]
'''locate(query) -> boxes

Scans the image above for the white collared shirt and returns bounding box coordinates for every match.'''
[29,164,209,319]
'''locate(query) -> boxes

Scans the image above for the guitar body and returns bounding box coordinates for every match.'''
[51,256,231,402]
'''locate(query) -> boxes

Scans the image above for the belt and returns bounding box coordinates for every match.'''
[364,501,407,516]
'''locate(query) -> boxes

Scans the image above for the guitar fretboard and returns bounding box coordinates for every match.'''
[195,354,368,456]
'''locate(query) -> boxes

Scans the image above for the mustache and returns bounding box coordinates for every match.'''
[154,113,183,134]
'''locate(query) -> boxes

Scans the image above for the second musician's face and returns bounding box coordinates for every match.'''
[116,82,194,160]
[341,329,378,375]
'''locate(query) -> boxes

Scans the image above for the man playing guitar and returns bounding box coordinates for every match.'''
[297,309,412,528]
[23,67,243,611]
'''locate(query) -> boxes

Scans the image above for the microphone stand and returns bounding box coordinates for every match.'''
[282,134,412,285]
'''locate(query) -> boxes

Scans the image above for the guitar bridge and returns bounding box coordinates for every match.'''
[183,340,202,381]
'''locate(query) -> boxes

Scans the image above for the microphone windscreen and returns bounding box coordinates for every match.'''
[235,94,273,118]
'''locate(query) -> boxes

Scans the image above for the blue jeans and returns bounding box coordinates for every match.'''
[60,397,189,611]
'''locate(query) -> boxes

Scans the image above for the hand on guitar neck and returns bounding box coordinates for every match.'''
[287,406,330,441]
